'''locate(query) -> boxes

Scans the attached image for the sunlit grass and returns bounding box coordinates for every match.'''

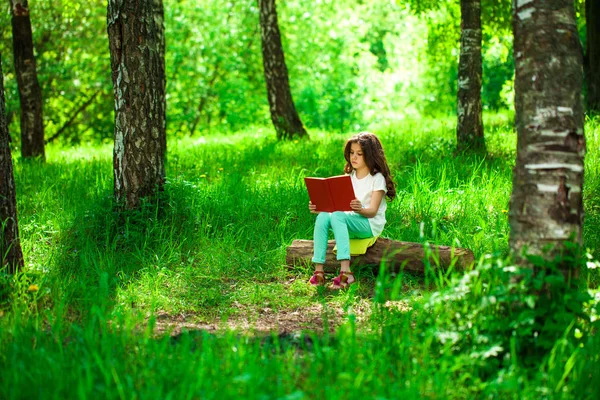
[1,114,599,399]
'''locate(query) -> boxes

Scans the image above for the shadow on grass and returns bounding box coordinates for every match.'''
[34,127,517,323]
[48,180,240,315]
[168,327,325,354]
[46,170,308,321]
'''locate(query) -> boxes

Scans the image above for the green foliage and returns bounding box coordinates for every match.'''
[165,0,267,135]
[1,115,599,397]
[0,0,519,145]
[482,33,514,110]
[422,250,593,375]
[277,0,428,131]
[583,114,600,286]
[0,1,113,147]
[414,1,515,115]
[373,253,600,398]
[416,3,461,115]
[481,0,512,33]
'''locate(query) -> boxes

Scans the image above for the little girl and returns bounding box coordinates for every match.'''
[308,132,396,289]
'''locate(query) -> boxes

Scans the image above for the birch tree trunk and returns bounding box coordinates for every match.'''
[509,0,585,259]
[456,0,485,152]
[10,0,45,160]
[587,0,600,113]
[0,55,24,274]
[107,0,166,209]
[259,0,307,140]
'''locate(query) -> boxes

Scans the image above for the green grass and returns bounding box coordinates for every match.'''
[1,113,599,399]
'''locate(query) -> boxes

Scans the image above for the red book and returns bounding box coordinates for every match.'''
[304,175,356,212]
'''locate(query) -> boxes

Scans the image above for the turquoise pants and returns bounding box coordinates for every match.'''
[312,211,373,264]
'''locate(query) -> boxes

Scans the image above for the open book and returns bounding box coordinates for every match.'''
[304,175,356,212]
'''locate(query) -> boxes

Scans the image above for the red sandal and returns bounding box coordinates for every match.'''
[331,271,355,289]
[309,271,325,286]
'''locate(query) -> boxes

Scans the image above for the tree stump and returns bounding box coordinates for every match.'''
[286,238,475,274]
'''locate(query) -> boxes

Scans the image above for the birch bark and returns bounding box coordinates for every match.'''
[509,0,585,258]
[107,0,166,209]
[457,0,485,152]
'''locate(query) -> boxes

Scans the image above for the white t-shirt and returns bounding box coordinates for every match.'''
[350,171,387,236]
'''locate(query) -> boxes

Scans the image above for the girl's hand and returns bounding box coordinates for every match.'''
[308,201,319,214]
[356,190,384,218]
[350,199,363,213]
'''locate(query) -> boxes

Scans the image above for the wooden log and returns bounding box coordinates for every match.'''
[286,238,475,274]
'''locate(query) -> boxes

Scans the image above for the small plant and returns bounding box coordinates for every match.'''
[415,245,599,396]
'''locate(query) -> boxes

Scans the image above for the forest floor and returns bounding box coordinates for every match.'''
[151,277,413,337]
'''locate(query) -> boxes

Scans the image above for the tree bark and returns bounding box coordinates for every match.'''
[456,0,485,152]
[587,0,600,113]
[259,0,307,140]
[107,0,167,209]
[286,238,474,274]
[10,0,45,160]
[0,55,24,274]
[509,1,585,259]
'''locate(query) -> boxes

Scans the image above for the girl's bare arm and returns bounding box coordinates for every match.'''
[350,190,384,218]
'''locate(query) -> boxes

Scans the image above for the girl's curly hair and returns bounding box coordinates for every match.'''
[343,132,396,201]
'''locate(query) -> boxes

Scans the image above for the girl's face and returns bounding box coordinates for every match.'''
[349,142,367,171]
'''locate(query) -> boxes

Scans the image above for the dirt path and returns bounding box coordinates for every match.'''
[153,298,411,337]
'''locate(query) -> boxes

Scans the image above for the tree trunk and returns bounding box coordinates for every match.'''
[107,0,167,209]
[587,0,600,113]
[286,238,474,274]
[10,0,45,160]
[259,0,307,140]
[509,1,585,259]
[456,0,485,152]
[0,55,24,274]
